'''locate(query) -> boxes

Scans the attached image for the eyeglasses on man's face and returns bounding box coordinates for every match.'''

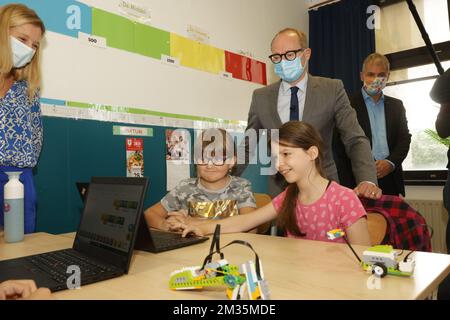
[269,48,305,64]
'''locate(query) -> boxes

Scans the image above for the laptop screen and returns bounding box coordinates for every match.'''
[75,179,147,256]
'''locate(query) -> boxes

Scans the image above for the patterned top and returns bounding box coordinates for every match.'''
[0,80,43,168]
[272,181,367,243]
[161,176,256,218]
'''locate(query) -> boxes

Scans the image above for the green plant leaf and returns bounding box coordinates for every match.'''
[424,129,450,147]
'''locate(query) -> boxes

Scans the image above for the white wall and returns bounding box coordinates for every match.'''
[40,0,309,122]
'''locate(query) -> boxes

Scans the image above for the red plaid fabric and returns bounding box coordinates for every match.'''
[359,195,432,252]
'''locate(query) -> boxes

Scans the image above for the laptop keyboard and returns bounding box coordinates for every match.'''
[25,249,117,284]
[151,230,204,247]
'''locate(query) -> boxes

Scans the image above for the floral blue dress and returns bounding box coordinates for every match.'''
[0,80,43,233]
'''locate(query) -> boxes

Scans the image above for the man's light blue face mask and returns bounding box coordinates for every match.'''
[274,55,306,83]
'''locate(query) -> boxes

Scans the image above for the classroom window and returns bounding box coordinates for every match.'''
[376,0,450,54]
[376,0,450,184]
[384,61,450,173]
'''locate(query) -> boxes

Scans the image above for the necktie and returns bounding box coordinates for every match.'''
[290,86,299,121]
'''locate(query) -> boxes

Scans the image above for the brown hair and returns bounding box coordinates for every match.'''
[271,28,308,50]
[0,4,45,99]
[274,121,326,237]
[194,128,236,167]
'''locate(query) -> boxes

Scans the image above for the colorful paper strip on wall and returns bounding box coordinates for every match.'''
[0,0,266,85]
[170,34,225,75]
[225,51,267,85]
[0,0,92,37]
[92,8,135,52]
[134,22,170,59]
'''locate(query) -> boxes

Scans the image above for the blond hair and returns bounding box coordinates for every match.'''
[362,53,390,73]
[0,4,45,99]
[271,28,308,50]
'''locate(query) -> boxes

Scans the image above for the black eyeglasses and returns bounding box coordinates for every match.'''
[269,49,304,64]
[196,156,230,166]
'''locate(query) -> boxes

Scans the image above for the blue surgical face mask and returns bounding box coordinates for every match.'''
[364,77,387,96]
[274,56,305,83]
[10,36,36,68]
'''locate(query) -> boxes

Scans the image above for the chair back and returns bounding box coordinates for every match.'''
[360,195,432,252]
[367,211,388,245]
[253,193,273,234]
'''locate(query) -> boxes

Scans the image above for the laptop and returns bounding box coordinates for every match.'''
[134,216,209,253]
[76,182,209,253]
[0,177,148,292]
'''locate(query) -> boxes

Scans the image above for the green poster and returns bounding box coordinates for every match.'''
[92,8,134,52]
[134,23,170,59]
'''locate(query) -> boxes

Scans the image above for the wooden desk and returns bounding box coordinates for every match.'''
[1,232,450,300]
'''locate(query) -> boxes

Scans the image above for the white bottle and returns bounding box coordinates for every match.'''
[4,172,24,243]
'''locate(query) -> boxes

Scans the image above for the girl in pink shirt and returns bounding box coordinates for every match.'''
[173,121,371,245]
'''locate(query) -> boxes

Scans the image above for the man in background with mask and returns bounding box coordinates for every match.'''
[235,28,381,200]
[334,53,411,196]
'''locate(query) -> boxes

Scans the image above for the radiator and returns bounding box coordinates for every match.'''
[406,199,448,253]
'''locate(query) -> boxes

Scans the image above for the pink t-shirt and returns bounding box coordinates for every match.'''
[272,181,366,243]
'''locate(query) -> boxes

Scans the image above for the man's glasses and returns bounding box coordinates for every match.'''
[269,48,304,64]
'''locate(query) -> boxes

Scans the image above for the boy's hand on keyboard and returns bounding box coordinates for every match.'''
[182,224,204,238]
[166,210,191,231]
[167,221,204,238]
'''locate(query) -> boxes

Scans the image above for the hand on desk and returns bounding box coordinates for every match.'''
[0,280,52,300]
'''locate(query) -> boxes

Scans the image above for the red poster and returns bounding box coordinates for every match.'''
[225,51,267,85]
[126,138,144,177]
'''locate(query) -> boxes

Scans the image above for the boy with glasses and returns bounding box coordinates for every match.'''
[145,128,257,232]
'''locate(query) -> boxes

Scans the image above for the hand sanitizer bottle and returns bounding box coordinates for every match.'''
[4,172,24,243]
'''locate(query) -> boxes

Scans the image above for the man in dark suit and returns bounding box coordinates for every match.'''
[431,68,450,253]
[334,53,411,196]
[235,28,381,199]
[431,68,450,299]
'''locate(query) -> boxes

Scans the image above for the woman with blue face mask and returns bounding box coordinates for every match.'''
[0,4,45,234]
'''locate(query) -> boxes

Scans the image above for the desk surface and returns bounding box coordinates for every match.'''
[1,232,450,300]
